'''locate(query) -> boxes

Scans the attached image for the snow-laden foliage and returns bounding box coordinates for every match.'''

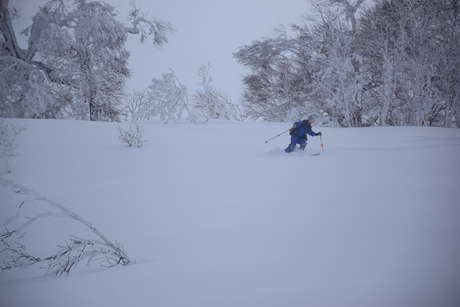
[0,178,131,275]
[192,64,244,121]
[121,65,241,124]
[0,0,174,121]
[235,0,460,127]
[356,0,460,127]
[304,1,369,127]
[234,27,313,122]
[0,120,26,173]
[145,70,198,124]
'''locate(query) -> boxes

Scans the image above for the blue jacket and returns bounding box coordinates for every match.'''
[291,120,316,139]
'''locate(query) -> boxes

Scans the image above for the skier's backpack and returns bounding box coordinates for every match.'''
[289,120,307,136]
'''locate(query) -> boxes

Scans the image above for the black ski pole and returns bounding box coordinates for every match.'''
[320,134,324,151]
[265,129,290,143]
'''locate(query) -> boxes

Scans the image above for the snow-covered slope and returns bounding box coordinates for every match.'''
[1,119,460,307]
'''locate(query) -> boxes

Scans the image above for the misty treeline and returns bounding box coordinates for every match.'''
[0,0,242,123]
[2,0,459,127]
[235,0,460,127]
[123,64,244,123]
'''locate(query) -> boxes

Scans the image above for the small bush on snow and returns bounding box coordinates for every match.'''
[118,122,148,148]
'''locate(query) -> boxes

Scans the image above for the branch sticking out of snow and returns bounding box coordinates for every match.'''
[118,122,148,148]
[0,178,131,275]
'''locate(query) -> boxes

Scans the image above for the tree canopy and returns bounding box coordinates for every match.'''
[235,0,460,127]
[0,0,174,121]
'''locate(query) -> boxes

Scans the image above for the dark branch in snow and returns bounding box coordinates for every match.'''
[0,177,131,275]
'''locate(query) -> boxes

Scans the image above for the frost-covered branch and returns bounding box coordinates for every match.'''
[193,64,244,121]
[0,178,131,275]
[125,1,175,46]
[324,0,365,32]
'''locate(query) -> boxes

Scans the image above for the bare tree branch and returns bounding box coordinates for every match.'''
[0,177,131,275]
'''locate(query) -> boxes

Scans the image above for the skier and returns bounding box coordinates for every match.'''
[285,115,322,153]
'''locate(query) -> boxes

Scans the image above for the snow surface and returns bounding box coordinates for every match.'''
[1,118,460,307]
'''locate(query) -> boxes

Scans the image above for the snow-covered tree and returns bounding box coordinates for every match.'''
[234,0,459,128]
[357,0,459,127]
[192,63,243,121]
[234,27,311,122]
[146,70,194,123]
[436,0,460,128]
[297,0,369,127]
[0,0,174,121]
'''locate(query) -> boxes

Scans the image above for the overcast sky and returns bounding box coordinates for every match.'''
[11,0,312,101]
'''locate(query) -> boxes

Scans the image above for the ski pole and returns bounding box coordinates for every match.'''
[265,129,290,143]
[320,134,324,151]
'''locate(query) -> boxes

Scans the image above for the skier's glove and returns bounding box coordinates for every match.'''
[315,132,322,136]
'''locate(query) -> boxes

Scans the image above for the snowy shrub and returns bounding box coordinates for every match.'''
[146,70,203,124]
[0,178,131,276]
[118,122,148,148]
[0,120,26,173]
[192,64,245,121]
[121,71,205,124]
